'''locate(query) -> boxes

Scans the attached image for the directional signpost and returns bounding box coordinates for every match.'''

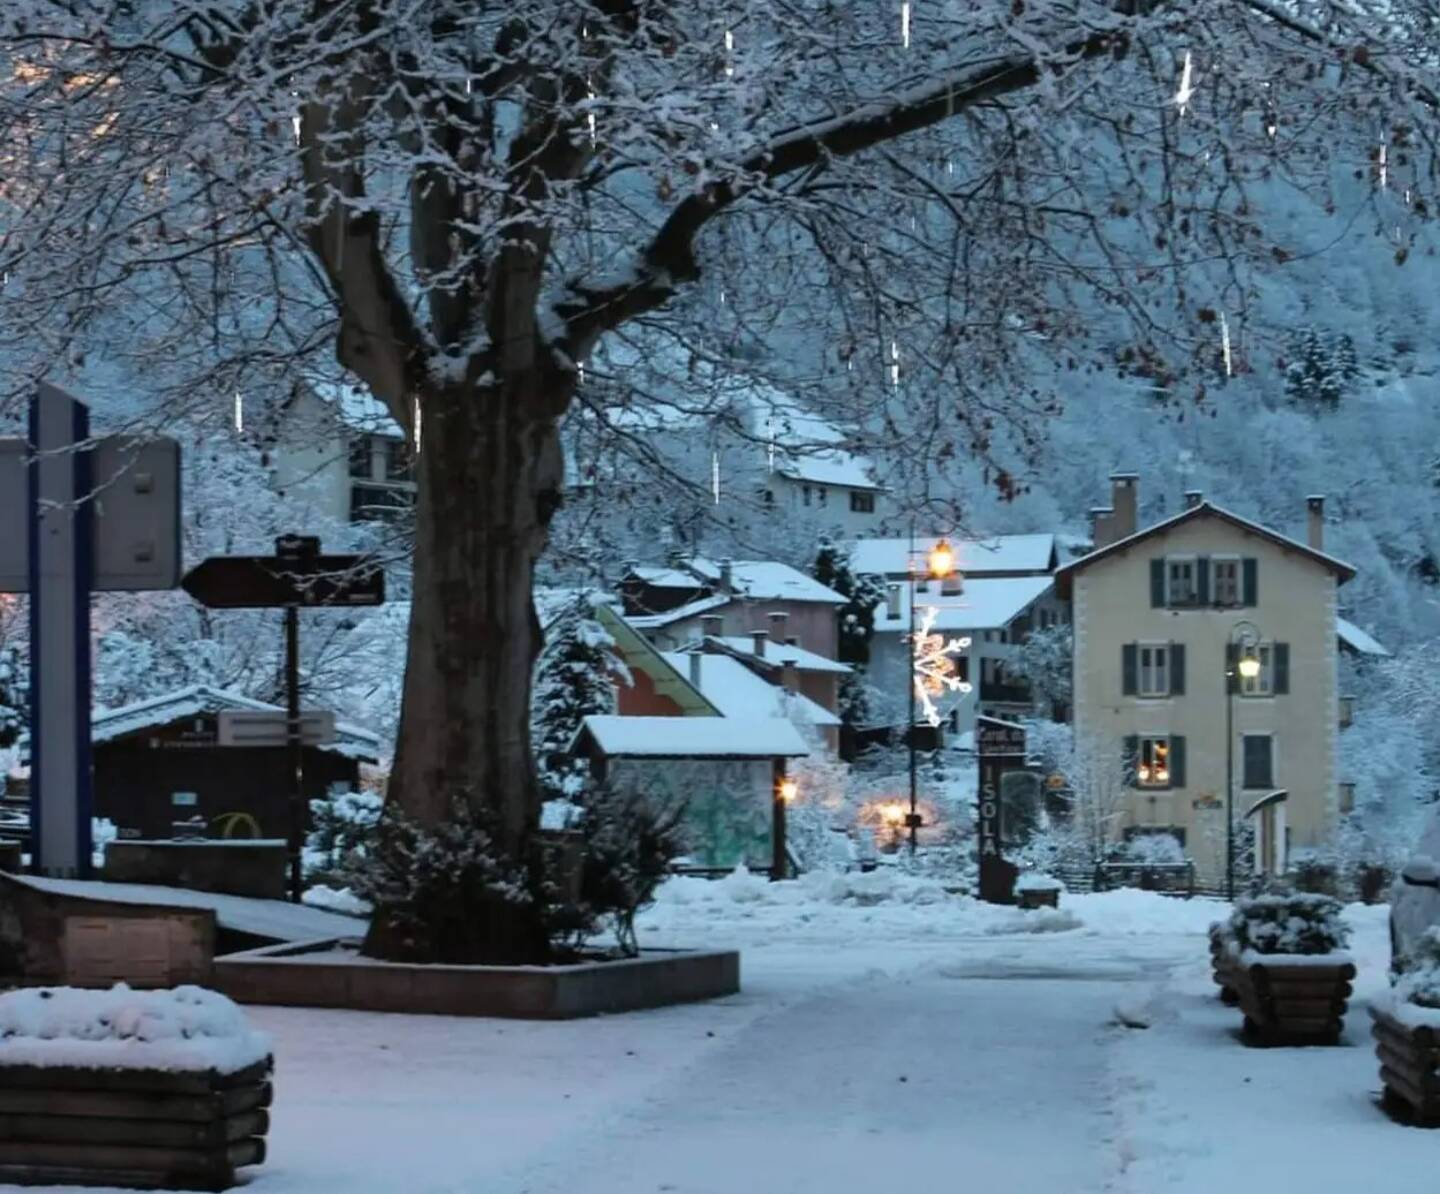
[976,715,1026,904]
[181,535,384,902]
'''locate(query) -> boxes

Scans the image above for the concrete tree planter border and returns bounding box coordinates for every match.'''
[1230,954,1356,1046]
[1209,924,1240,1006]
[0,1057,272,1191]
[1370,1004,1440,1126]
[213,938,741,1019]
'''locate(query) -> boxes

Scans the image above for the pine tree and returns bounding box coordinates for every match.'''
[1285,327,1359,409]
[813,539,886,729]
[531,598,628,804]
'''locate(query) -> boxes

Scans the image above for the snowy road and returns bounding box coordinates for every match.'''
[505,954,1158,1194]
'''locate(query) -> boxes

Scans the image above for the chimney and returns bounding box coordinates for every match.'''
[1184,490,1203,510]
[1110,471,1139,540]
[768,611,788,642]
[700,614,724,642]
[1307,495,1325,551]
[718,558,734,593]
[688,652,703,687]
[750,630,767,658]
[780,661,800,694]
[1089,507,1115,550]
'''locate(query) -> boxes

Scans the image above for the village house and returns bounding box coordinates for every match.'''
[852,535,1068,743]
[1055,474,1356,885]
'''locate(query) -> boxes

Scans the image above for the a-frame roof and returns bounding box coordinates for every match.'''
[1054,501,1356,596]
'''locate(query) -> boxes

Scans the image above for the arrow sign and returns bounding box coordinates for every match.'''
[181,554,384,609]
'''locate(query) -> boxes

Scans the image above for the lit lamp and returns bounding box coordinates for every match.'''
[778,778,799,803]
[772,772,797,882]
[1225,621,1263,901]
[907,534,958,855]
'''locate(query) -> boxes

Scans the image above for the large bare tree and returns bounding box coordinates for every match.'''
[1,0,1435,959]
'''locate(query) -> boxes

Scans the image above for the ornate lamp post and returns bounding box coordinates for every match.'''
[1225,621,1263,901]
[906,533,965,854]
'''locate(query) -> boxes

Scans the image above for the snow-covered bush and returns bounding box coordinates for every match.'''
[1229,892,1351,957]
[1395,928,1440,1010]
[1119,833,1186,867]
[1284,326,1359,409]
[0,646,23,751]
[305,789,384,885]
[555,783,686,957]
[347,796,539,963]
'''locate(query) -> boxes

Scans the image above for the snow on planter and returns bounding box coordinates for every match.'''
[1369,926,1440,1124]
[0,985,273,1190]
[1225,893,1356,1046]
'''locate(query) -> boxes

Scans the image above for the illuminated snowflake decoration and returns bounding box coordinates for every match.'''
[911,606,972,727]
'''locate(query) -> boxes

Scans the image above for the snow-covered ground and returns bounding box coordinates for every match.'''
[19,879,1429,1193]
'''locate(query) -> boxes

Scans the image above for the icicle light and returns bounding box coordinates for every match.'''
[413,397,423,452]
[233,392,244,433]
[889,341,900,388]
[901,1,911,48]
[1378,142,1388,189]
[711,451,721,504]
[291,113,301,144]
[1220,312,1233,378]
[1174,51,1194,115]
[724,28,735,77]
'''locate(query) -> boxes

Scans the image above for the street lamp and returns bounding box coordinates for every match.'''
[1225,620,1263,901]
[771,771,798,882]
[907,533,956,854]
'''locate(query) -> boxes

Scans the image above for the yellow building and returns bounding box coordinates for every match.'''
[1056,475,1355,886]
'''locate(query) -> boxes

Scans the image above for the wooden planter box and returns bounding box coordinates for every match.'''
[1370,1004,1440,1126]
[1017,888,1060,910]
[1209,925,1240,1006]
[1231,955,1355,1046]
[0,1056,272,1190]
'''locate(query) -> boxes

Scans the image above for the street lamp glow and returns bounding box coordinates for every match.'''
[778,778,798,803]
[927,538,955,579]
[1238,651,1262,680]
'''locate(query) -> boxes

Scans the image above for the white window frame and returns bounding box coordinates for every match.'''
[1136,735,1172,788]
[1137,641,1171,698]
[1239,643,1275,697]
[1166,554,1198,607]
[1211,554,1241,608]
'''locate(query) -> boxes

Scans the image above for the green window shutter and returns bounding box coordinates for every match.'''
[1123,735,1139,786]
[1273,643,1290,694]
[1225,642,1239,694]
[1241,558,1258,606]
[1196,558,1210,606]
[1150,559,1165,608]
[1122,644,1138,695]
[1243,735,1274,789]
[1168,735,1186,788]
[1170,643,1186,695]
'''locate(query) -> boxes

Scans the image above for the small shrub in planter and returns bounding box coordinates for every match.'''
[1014,872,1063,909]
[1208,921,1241,1005]
[1227,892,1355,1045]
[1370,927,1440,1125]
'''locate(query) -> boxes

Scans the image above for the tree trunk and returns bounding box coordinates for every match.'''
[363,371,567,964]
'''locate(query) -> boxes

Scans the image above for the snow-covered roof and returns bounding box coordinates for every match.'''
[1055,501,1356,588]
[625,593,733,630]
[699,636,851,674]
[1336,618,1390,658]
[4,873,364,942]
[660,653,841,728]
[851,534,1058,578]
[84,685,381,761]
[873,575,1055,633]
[776,450,882,491]
[577,715,808,758]
[305,373,402,437]
[685,558,847,605]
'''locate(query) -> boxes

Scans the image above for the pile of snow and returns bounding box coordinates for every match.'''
[1015,872,1064,893]
[0,984,270,1073]
[1112,982,1181,1029]
[982,905,1082,935]
[303,885,372,917]
[661,865,956,910]
[1065,889,1225,937]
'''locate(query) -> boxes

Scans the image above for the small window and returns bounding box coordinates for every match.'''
[1166,557,1197,606]
[1138,644,1169,697]
[1137,737,1171,788]
[1240,645,1273,697]
[1242,735,1274,789]
[762,489,775,506]
[1213,558,1240,607]
[350,483,415,522]
[348,436,373,480]
[817,486,828,506]
[384,438,414,482]
[803,486,812,507]
[1338,782,1355,815]
[849,491,875,514]
[885,584,903,618]
[942,573,962,596]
